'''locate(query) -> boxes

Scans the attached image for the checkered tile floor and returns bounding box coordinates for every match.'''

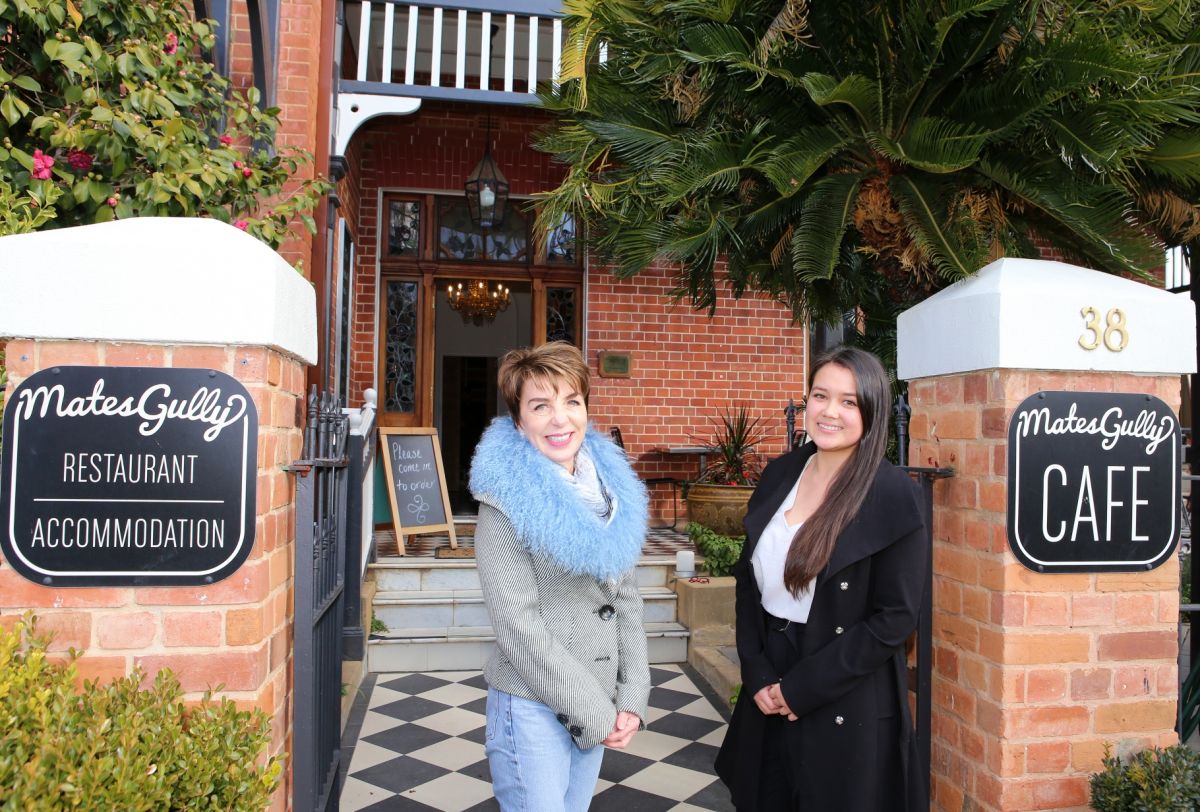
[375,528,694,559]
[339,665,734,811]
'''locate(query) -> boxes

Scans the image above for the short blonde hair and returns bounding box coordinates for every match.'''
[498,341,590,424]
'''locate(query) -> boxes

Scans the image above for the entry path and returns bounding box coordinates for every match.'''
[339,664,735,811]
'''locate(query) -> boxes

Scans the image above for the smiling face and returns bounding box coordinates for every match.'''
[516,375,588,473]
[805,362,865,458]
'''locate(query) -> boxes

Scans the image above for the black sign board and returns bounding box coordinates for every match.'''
[1007,391,1180,573]
[1,366,258,586]
[379,428,457,553]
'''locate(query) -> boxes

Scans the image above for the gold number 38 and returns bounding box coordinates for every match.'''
[1079,307,1128,352]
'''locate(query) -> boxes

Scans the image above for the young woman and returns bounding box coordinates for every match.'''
[469,341,649,811]
[715,345,929,811]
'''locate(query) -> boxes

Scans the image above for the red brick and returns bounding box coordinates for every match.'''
[135,561,268,606]
[1071,594,1114,626]
[96,611,157,649]
[1026,595,1068,626]
[1115,594,1156,626]
[1026,741,1070,773]
[0,569,129,608]
[163,611,223,647]
[227,607,267,646]
[1006,706,1090,738]
[1071,667,1112,700]
[1098,630,1176,661]
[40,341,101,367]
[1095,699,1176,733]
[1114,665,1155,698]
[1026,669,1067,702]
[36,612,92,651]
[137,648,267,693]
[172,345,230,371]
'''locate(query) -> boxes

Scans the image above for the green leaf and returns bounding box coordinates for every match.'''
[759,126,848,196]
[790,173,862,282]
[799,73,881,128]
[12,75,41,92]
[64,84,83,103]
[1,93,22,126]
[90,105,113,123]
[889,174,975,280]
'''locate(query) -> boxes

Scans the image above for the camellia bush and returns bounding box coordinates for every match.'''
[0,0,328,248]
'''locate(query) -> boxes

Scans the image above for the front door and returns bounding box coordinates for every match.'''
[376,192,581,518]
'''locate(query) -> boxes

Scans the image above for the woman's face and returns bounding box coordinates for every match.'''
[805,363,865,455]
[517,376,588,473]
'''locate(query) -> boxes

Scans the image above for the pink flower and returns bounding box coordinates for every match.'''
[233,160,243,169]
[106,197,118,207]
[164,32,178,55]
[219,134,233,145]
[234,219,249,231]
[31,149,55,180]
[242,167,252,178]
[67,150,93,172]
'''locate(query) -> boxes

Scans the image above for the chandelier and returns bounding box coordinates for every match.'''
[447,280,511,326]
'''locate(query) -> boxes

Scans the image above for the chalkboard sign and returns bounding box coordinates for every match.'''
[1007,391,1180,573]
[1,365,257,587]
[379,428,457,553]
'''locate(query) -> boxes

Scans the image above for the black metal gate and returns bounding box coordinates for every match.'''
[290,389,350,812]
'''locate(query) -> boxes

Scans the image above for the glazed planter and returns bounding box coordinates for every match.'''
[686,483,754,537]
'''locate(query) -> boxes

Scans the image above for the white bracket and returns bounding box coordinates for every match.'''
[334,93,422,156]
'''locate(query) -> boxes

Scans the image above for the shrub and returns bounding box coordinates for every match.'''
[1089,744,1200,811]
[0,0,328,246]
[686,522,744,578]
[0,614,282,809]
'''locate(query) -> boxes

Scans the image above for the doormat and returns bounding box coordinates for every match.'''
[435,546,475,559]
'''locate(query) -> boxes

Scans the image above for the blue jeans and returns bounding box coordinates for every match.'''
[485,687,605,811]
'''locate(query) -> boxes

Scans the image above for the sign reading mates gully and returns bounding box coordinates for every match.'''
[1,367,257,587]
[1007,391,1180,573]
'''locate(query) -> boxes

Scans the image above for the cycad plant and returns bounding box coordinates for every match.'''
[535,0,1200,324]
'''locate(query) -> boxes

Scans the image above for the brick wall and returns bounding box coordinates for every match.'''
[586,262,804,519]
[910,369,1181,811]
[1,338,303,811]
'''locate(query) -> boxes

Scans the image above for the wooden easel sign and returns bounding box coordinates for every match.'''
[378,428,457,555]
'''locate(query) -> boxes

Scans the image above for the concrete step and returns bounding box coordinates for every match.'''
[373,586,680,630]
[369,556,676,593]
[367,622,690,672]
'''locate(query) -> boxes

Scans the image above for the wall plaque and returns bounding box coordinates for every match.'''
[1,366,258,586]
[1007,391,1179,573]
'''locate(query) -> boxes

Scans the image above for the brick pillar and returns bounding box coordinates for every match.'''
[0,218,316,811]
[898,258,1195,811]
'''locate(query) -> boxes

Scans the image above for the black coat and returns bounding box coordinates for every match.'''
[715,443,929,811]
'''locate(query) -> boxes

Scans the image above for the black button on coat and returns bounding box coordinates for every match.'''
[715,443,929,812]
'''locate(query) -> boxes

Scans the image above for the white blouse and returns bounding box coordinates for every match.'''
[751,462,815,623]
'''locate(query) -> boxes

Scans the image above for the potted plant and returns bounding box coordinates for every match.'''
[686,405,765,536]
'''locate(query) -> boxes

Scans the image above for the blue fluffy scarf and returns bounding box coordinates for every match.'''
[469,417,648,581]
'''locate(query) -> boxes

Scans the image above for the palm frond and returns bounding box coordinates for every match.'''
[758,127,849,195]
[799,72,882,130]
[889,174,979,281]
[790,172,862,282]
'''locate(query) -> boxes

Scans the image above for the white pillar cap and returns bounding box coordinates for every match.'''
[897,257,1195,379]
[0,218,317,364]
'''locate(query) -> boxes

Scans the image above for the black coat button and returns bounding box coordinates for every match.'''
[598,604,615,620]
[556,713,569,725]
[569,725,583,737]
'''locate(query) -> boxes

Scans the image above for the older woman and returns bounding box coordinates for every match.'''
[468,341,650,811]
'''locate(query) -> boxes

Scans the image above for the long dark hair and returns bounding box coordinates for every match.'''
[783,346,891,595]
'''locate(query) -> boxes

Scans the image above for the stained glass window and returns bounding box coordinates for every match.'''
[384,280,418,412]
[387,200,421,257]
[438,198,528,262]
[546,213,577,264]
[546,287,577,344]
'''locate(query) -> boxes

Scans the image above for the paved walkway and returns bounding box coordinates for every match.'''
[339,664,736,811]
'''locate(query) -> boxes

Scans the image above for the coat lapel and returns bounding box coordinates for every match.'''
[743,445,812,554]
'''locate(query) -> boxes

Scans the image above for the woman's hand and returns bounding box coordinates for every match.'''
[767,683,798,721]
[602,711,641,749]
[753,684,782,716]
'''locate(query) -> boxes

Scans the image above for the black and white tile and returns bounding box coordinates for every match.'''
[340,665,734,811]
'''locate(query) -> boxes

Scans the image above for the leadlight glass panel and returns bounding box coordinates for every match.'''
[546,213,577,264]
[388,200,421,257]
[546,287,577,344]
[437,198,528,262]
[384,280,419,412]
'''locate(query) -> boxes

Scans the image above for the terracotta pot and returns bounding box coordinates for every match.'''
[686,482,754,537]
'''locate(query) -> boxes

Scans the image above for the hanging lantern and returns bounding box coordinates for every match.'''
[464,138,509,230]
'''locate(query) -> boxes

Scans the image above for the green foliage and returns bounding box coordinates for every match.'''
[370,611,387,634]
[695,405,765,486]
[0,0,328,246]
[729,683,741,709]
[1089,744,1200,811]
[537,0,1200,324]
[686,521,744,577]
[0,614,282,809]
